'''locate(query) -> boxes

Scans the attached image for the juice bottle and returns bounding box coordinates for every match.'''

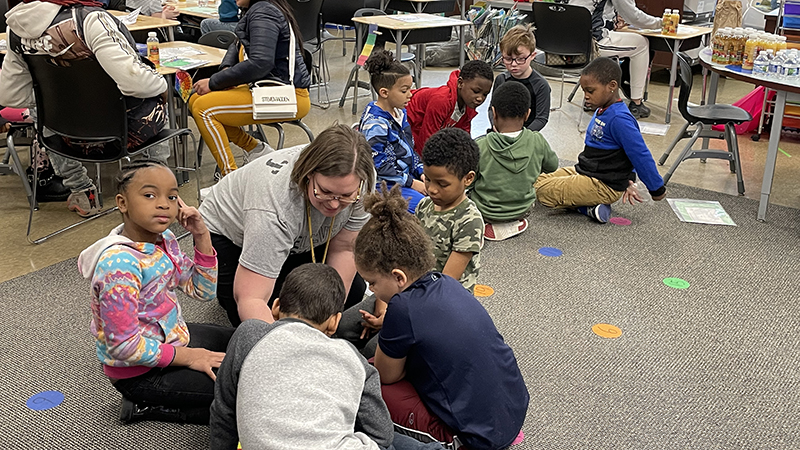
[712,30,721,63]
[743,32,758,70]
[670,9,681,35]
[778,35,788,52]
[722,29,735,64]
[662,9,672,35]
[146,31,160,68]
[767,35,779,54]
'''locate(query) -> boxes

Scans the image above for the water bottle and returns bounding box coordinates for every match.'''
[782,51,799,80]
[753,51,770,78]
[768,50,780,79]
[147,31,160,68]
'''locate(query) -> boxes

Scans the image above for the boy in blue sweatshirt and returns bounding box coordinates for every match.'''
[534,57,666,223]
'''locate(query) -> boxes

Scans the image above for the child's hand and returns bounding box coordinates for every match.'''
[177,197,209,237]
[359,309,385,339]
[411,179,427,195]
[621,181,643,205]
[174,347,225,380]
[162,4,179,19]
[193,79,212,96]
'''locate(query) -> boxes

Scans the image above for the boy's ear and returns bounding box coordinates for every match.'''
[271,298,281,322]
[463,171,476,187]
[608,80,619,92]
[116,193,128,214]
[378,87,390,99]
[457,77,464,89]
[490,106,496,119]
[323,312,342,337]
[391,268,409,289]
[525,108,531,121]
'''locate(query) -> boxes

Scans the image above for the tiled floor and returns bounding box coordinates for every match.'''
[1,43,798,283]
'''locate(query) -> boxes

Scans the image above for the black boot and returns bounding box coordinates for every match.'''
[26,166,71,202]
[119,398,209,425]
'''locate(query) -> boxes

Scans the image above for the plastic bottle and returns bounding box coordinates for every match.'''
[671,9,681,35]
[783,50,799,80]
[712,29,725,63]
[753,50,770,77]
[722,28,735,65]
[147,31,160,68]
[733,30,745,65]
[768,49,783,79]
[743,32,758,70]
[778,35,788,52]
[662,9,672,35]
[767,35,779,54]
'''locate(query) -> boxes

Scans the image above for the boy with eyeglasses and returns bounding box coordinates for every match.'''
[490,24,552,133]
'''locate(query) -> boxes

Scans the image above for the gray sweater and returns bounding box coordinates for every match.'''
[209,319,394,450]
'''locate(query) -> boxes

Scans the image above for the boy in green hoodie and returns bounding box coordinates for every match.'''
[472,82,559,241]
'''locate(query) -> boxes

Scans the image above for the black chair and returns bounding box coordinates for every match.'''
[287,0,330,107]
[658,52,751,195]
[530,2,593,111]
[197,30,238,49]
[1,125,35,209]
[386,0,455,14]
[321,0,363,56]
[22,55,198,244]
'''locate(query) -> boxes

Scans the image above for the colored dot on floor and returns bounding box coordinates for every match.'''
[538,247,563,257]
[474,284,495,297]
[26,391,64,411]
[663,277,690,289]
[592,323,622,339]
[610,217,632,226]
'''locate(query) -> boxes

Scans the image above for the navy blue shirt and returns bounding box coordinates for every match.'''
[379,272,529,450]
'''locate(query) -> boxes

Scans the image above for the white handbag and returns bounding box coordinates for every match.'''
[251,26,298,120]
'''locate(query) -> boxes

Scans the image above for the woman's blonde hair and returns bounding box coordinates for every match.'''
[291,124,376,199]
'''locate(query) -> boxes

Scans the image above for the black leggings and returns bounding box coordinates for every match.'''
[211,233,367,326]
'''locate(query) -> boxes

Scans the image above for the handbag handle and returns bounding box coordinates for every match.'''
[253,79,288,88]
[248,23,296,87]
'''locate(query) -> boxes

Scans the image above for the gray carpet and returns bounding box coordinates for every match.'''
[2,180,800,449]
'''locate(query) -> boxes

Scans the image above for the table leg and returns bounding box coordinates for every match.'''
[459,24,465,67]
[758,89,786,222]
[166,74,187,184]
[168,27,175,42]
[380,0,387,11]
[460,0,466,20]
[665,39,681,124]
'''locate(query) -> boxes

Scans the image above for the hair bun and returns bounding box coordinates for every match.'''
[364,50,396,77]
[363,183,409,231]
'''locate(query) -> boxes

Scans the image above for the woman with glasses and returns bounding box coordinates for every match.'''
[490,24,552,133]
[199,124,375,326]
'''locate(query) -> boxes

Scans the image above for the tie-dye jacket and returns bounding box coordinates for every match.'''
[78,225,217,379]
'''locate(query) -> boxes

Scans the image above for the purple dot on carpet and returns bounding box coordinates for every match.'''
[538,247,563,257]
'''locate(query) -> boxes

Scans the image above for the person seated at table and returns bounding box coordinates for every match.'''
[405,59,494,155]
[569,0,661,119]
[126,0,179,20]
[200,0,238,35]
[0,0,170,218]
[534,57,666,223]
[189,0,311,177]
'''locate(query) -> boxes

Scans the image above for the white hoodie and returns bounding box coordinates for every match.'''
[0,1,166,109]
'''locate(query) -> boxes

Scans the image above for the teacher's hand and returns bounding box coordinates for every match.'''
[193,78,212,96]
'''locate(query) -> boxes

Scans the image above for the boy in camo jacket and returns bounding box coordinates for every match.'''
[415,128,483,293]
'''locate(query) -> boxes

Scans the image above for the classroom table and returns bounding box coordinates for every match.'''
[698,47,799,222]
[352,13,471,86]
[158,41,226,183]
[380,0,467,20]
[110,9,181,40]
[623,25,712,124]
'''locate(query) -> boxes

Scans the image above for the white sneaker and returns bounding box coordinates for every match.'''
[243,141,274,165]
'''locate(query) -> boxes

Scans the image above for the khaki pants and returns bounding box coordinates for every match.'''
[534,167,624,208]
[189,86,311,175]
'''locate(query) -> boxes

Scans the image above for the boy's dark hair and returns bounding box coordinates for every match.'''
[491,82,531,120]
[581,57,622,86]
[278,264,345,324]
[115,159,171,194]
[459,60,493,83]
[421,128,479,179]
[365,50,410,92]
[355,184,435,280]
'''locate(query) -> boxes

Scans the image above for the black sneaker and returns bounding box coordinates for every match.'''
[120,397,186,424]
[628,101,651,119]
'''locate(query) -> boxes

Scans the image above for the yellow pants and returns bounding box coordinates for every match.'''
[534,167,624,208]
[189,86,310,175]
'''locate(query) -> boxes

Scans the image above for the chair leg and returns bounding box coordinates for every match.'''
[663,124,703,185]
[725,123,745,195]
[566,82,580,104]
[659,122,691,166]
[551,72,565,111]
[294,120,315,143]
[94,162,104,208]
[196,138,204,167]
[4,132,34,208]
[339,65,358,109]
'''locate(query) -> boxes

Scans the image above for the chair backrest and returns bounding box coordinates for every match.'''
[1,0,8,33]
[676,51,695,122]
[532,2,592,57]
[198,30,238,49]
[388,0,455,14]
[354,7,387,49]
[321,0,364,27]
[286,0,325,43]
[22,55,129,161]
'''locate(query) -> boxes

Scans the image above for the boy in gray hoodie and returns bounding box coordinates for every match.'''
[472,82,558,241]
[210,263,444,450]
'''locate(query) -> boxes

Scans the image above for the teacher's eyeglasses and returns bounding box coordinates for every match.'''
[312,176,363,204]
[501,53,533,65]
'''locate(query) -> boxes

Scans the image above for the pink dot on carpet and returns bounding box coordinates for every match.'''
[511,431,525,445]
[610,217,632,226]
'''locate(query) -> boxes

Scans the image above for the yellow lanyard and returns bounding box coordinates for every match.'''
[307,202,337,264]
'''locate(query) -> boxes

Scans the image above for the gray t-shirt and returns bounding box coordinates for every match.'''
[199,145,370,278]
[125,0,161,16]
